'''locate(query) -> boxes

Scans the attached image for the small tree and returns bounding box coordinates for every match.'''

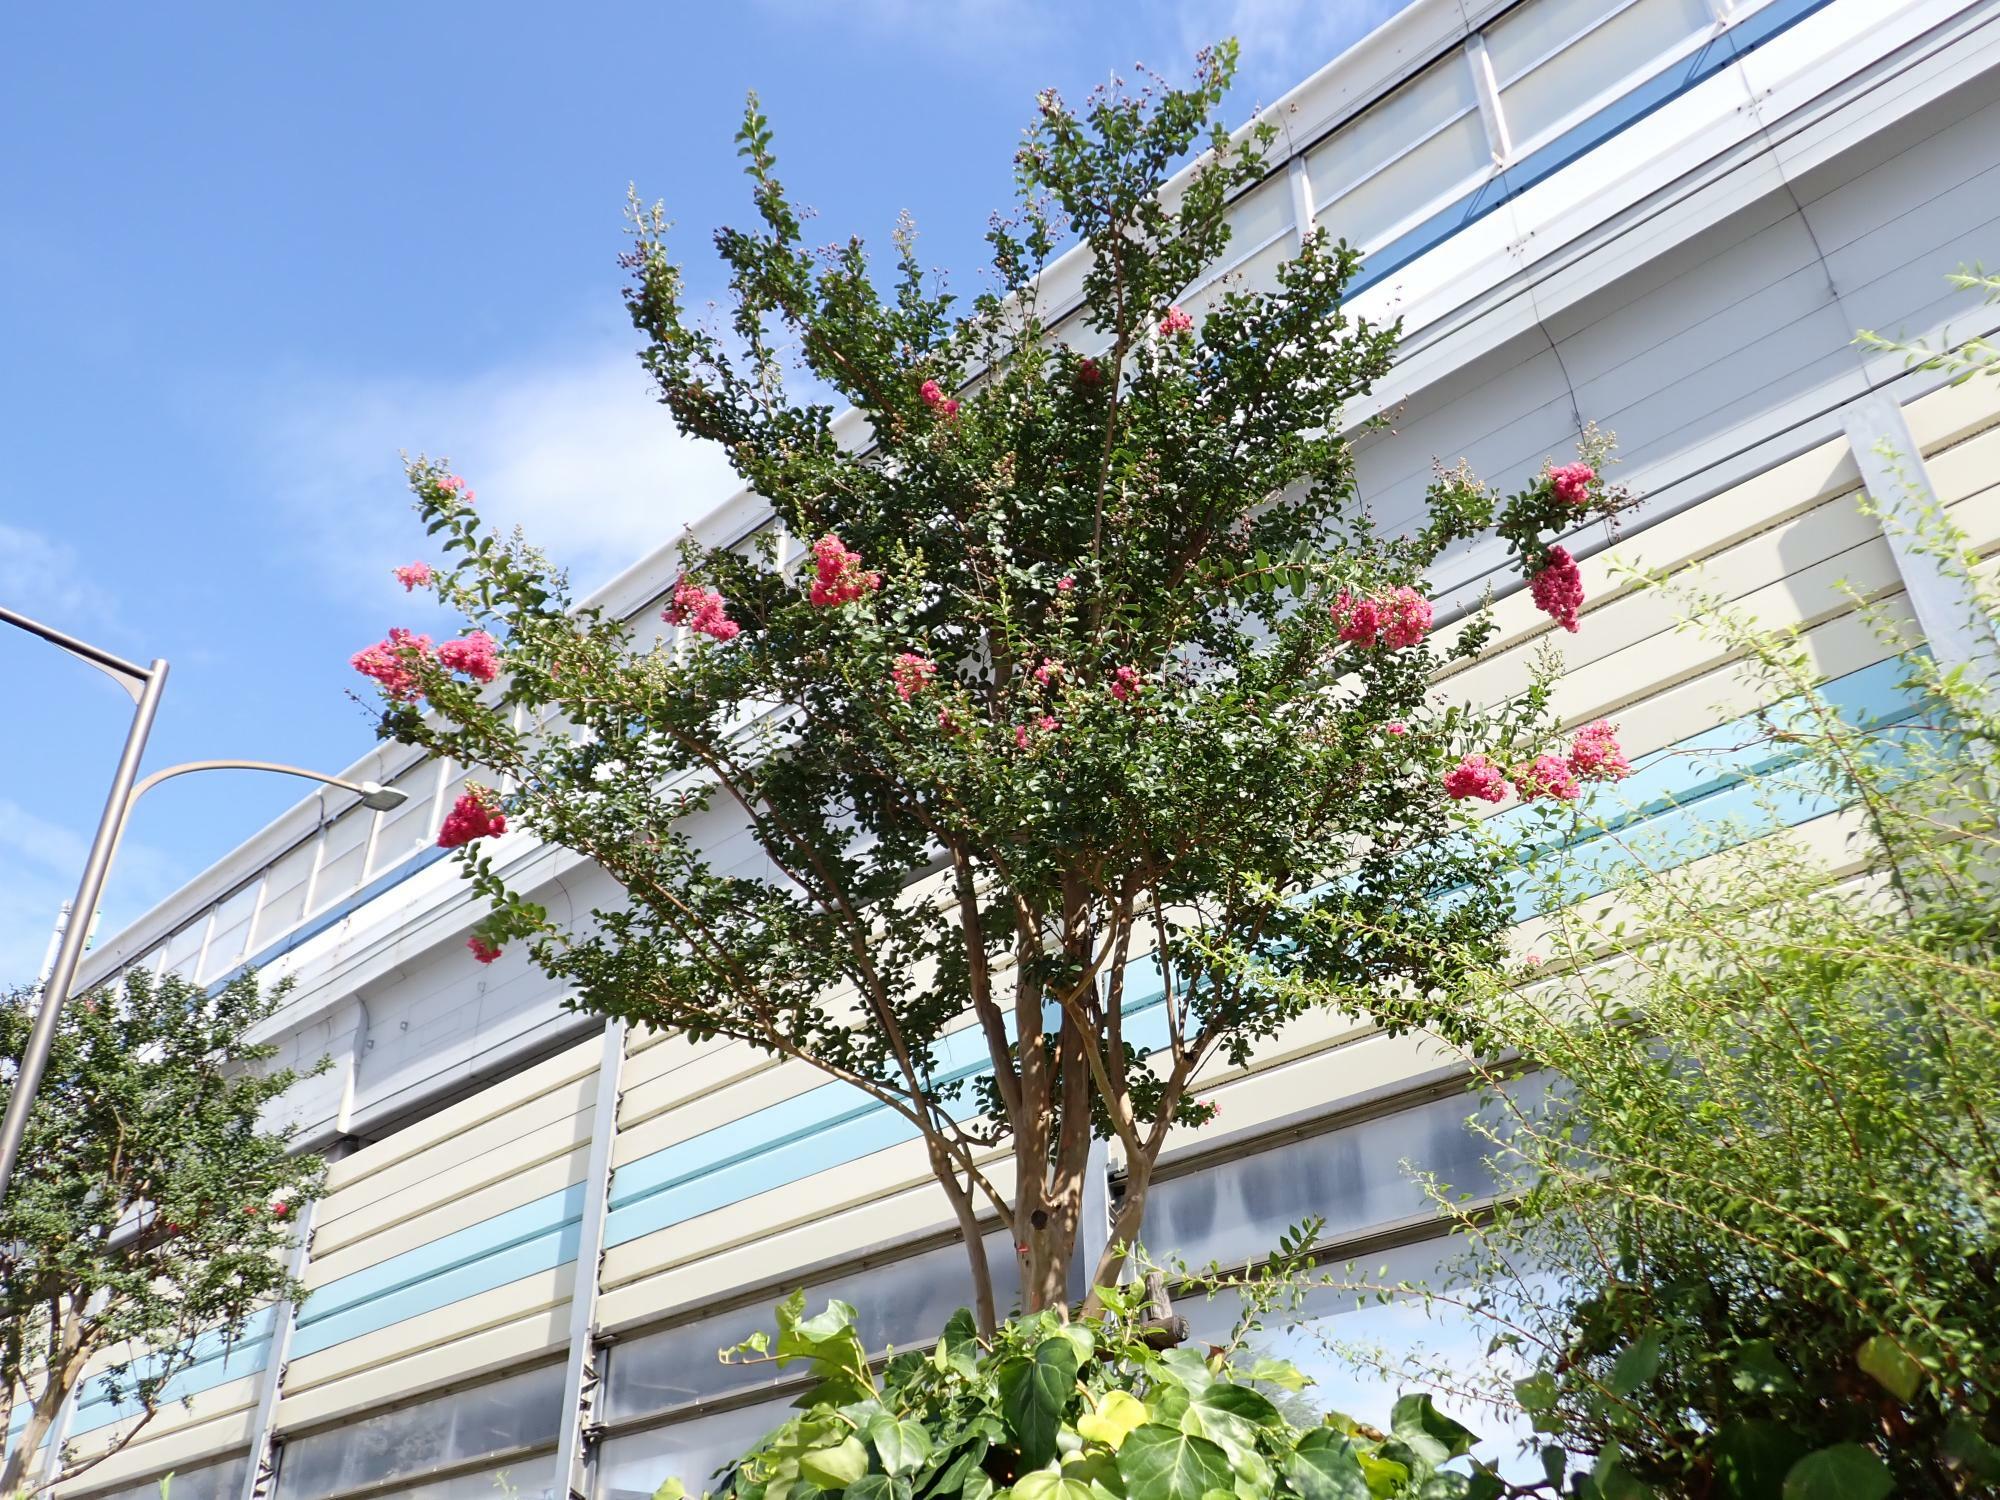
[0,972,323,1495]
[1335,546,2000,1495]
[354,44,1624,1330]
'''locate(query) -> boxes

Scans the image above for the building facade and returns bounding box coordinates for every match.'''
[18,0,2000,1494]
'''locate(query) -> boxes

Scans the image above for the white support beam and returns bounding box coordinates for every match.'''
[238,1171,333,1500]
[553,1019,628,1500]
[1840,391,2000,687]
[1465,33,1511,165]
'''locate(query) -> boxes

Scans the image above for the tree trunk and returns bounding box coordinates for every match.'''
[0,1372,68,1495]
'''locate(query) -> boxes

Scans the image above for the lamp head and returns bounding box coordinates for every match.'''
[357,781,408,812]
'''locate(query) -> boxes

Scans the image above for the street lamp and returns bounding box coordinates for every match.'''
[0,603,407,1213]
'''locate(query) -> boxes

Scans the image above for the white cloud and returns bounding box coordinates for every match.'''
[0,799,180,993]
[260,349,743,606]
[0,522,122,635]
[1175,0,1408,104]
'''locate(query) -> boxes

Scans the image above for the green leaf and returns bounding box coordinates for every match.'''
[1730,1341,1796,1396]
[1781,1445,1892,1500]
[1156,1349,1215,1394]
[849,1477,898,1500]
[1511,1373,1558,1412]
[653,1482,687,1500]
[1000,1338,1081,1468]
[1944,1415,2000,1482]
[870,1415,935,1476]
[799,1436,870,1490]
[1609,1331,1663,1397]
[1712,1421,1808,1500]
[1354,1450,1409,1499]
[1389,1394,1477,1466]
[1061,1450,1128,1500]
[1241,1358,1309,1393]
[1854,1335,1921,1403]
[1115,1424,1233,1500]
[1078,1391,1150,1449]
[1284,1429,1369,1500]
[1013,1473,1095,1500]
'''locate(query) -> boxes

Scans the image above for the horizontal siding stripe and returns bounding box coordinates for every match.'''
[20,1307,277,1442]
[1344,0,1833,302]
[289,1182,583,1359]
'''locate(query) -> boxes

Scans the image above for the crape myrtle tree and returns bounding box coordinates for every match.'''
[353,44,1626,1332]
[0,972,322,1495]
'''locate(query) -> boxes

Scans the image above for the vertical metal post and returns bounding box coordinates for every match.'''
[1466,34,1511,166]
[553,1020,628,1500]
[237,1145,344,1500]
[0,658,169,1210]
[1840,391,2000,687]
[1286,156,1315,251]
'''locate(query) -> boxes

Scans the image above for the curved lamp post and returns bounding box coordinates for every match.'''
[0,603,406,1212]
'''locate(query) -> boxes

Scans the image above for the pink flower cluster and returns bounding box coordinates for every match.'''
[1514,754,1580,803]
[351,627,433,702]
[665,577,739,642]
[438,791,507,849]
[1013,715,1059,750]
[1568,718,1631,780]
[1159,306,1194,337]
[1444,753,1511,803]
[1056,575,1075,594]
[1076,358,1103,387]
[1548,462,1596,507]
[1530,546,1586,633]
[1331,587,1433,650]
[892,652,937,700]
[919,379,960,418]
[809,534,880,607]
[1444,722,1630,805]
[394,561,434,592]
[437,630,500,683]
[1111,665,1143,703]
[438,474,475,503]
[467,935,504,965]
[1033,658,1064,687]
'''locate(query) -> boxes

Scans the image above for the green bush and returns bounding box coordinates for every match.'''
[657,1288,1505,1500]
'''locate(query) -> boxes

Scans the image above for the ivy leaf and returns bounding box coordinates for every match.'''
[1353,1450,1409,1499]
[1013,1473,1096,1500]
[1389,1394,1477,1467]
[1115,1424,1233,1500]
[1609,1330,1663,1397]
[1730,1341,1797,1396]
[1781,1444,1892,1500]
[1077,1391,1150,1450]
[1943,1416,2000,1482]
[1000,1337,1081,1468]
[1854,1335,1921,1403]
[799,1435,871,1490]
[1712,1420,1808,1500]
[1242,1358,1309,1393]
[870,1415,936,1476]
[1284,1428,1369,1500]
[653,1482,687,1500]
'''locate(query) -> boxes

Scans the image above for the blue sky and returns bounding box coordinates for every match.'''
[0,0,1398,986]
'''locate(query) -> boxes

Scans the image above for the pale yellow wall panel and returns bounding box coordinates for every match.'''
[614,1059,822,1170]
[317,1072,595,1233]
[314,1109,591,1266]
[1905,373,2000,458]
[598,1154,1020,1336]
[307,1142,590,1288]
[53,1377,258,1491]
[614,1045,794,1143]
[323,1034,601,1194]
[1942,480,2000,556]
[1443,499,1890,721]
[281,1266,572,1406]
[1916,417,2000,507]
